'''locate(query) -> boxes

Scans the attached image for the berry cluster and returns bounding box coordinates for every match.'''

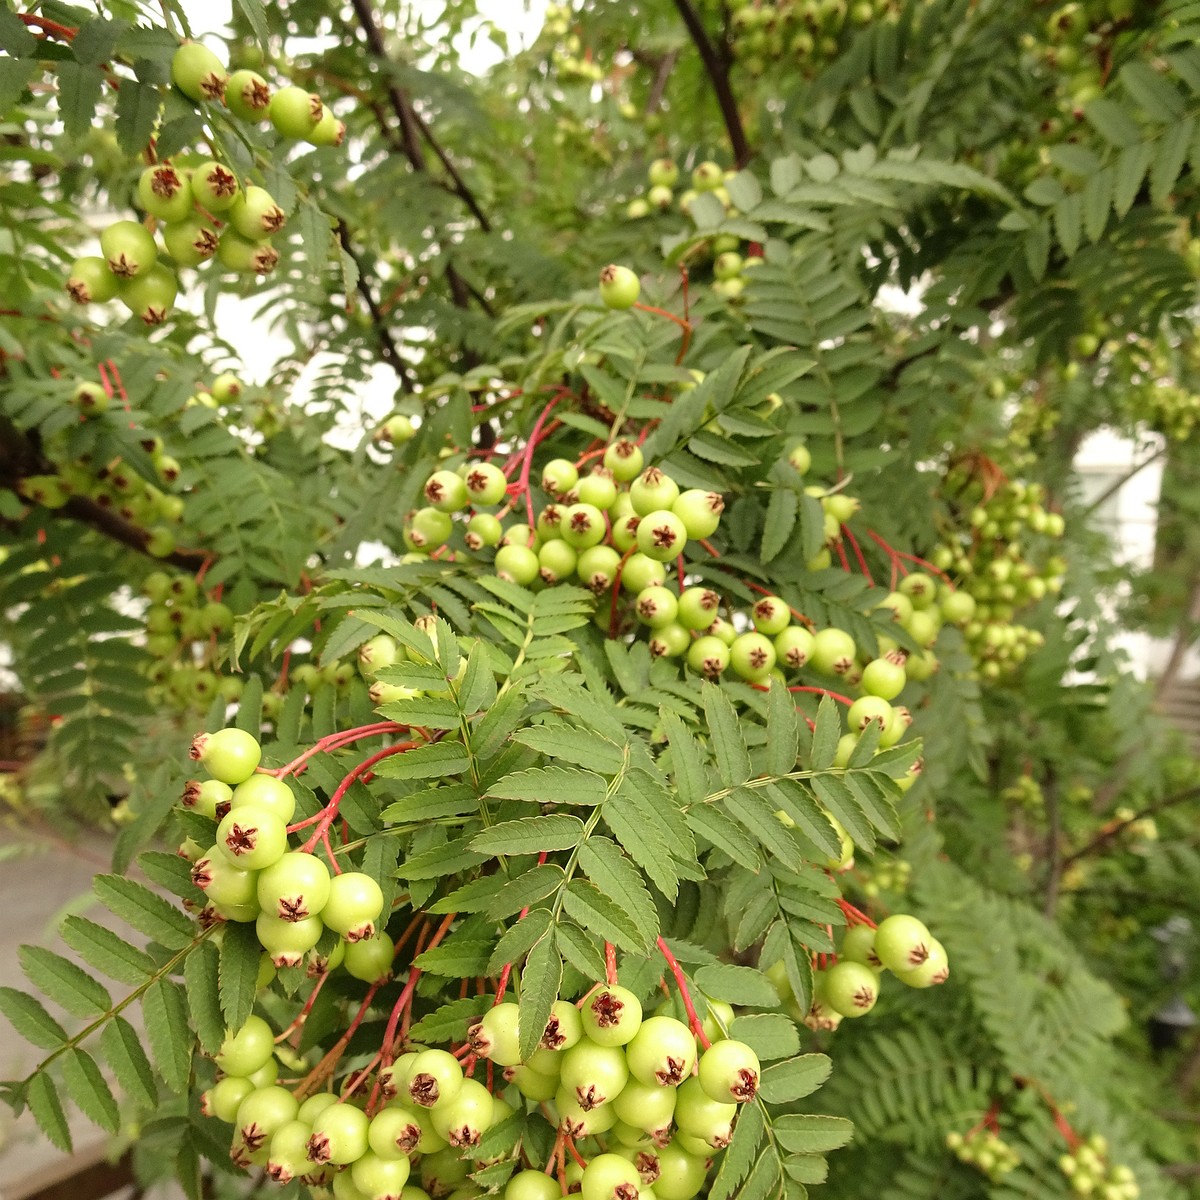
[185,730,387,977]
[15,376,185,555]
[140,570,238,710]
[540,3,605,84]
[854,855,911,899]
[800,914,949,1032]
[945,1127,1020,1181]
[1060,1135,1140,1200]
[66,43,341,325]
[726,0,899,79]
[931,467,1065,679]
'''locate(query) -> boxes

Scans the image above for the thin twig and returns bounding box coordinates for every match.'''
[1060,785,1200,870]
[334,221,413,388]
[670,0,750,167]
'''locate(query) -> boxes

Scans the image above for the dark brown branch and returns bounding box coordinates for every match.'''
[1060,785,1200,870]
[670,0,751,167]
[0,417,208,573]
[347,0,490,233]
[334,221,414,389]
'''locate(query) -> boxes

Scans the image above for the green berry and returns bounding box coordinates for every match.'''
[323,871,384,942]
[101,220,158,280]
[822,960,879,1017]
[66,256,118,304]
[495,543,541,585]
[697,1039,760,1103]
[192,161,241,211]
[672,490,724,540]
[730,631,777,682]
[270,85,322,138]
[463,462,508,506]
[171,41,228,102]
[581,986,643,1047]
[604,439,645,481]
[630,467,680,516]
[190,728,262,784]
[137,163,194,222]
[686,635,731,678]
[636,509,688,562]
[599,264,640,309]
[225,69,271,120]
[215,804,288,870]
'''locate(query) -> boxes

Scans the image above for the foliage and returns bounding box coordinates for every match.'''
[1,0,1199,1198]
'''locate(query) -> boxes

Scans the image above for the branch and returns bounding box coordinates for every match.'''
[0,419,208,573]
[670,0,750,167]
[645,49,679,115]
[347,0,491,233]
[334,221,414,389]
[1060,785,1200,869]
[1080,443,1167,518]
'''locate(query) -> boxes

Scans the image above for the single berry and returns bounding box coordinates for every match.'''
[677,587,721,630]
[620,553,668,594]
[192,846,258,911]
[895,938,949,988]
[730,631,777,682]
[581,985,643,1047]
[429,1077,494,1148]
[225,69,271,120]
[625,1016,697,1087]
[232,774,297,824]
[192,161,241,212]
[629,468,680,516]
[120,264,178,326]
[215,804,288,870]
[672,489,724,540]
[229,186,287,239]
[751,595,790,636]
[495,543,540,586]
[423,469,469,512]
[216,231,279,275]
[322,871,384,942]
[874,913,934,974]
[270,85,322,138]
[674,1075,736,1148]
[191,728,262,784]
[306,1102,370,1165]
[137,163,194,223]
[577,467,619,511]
[100,220,158,279]
[256,851,330,922]
[406,1048,464,1109]
[171,42,228,102]
[775,625,816,669]
[635,509,688,562]
[822,960,880,1017]
[560,503,607,549]
[810,627,857,676]
[202,1075,254,1122]
[697,1038,760,1104]
[599,264,641,310]
[464,462,508,506]
[66,256,118,304]
[344,931,396,984]
[542,458,579,496]
[163,215,219,267]
[686,635,731,678]
[604,439,645,481]
[560,1040,630,1110]
[351,1149,412,1199]
[215,1014,275,1076]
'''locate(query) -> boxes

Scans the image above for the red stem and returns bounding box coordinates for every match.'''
[18,13,77,39]
[299,741,417,854]
[842,525,874,586]
[788,685,854,706]
[270,722,407,778]
[514,395,567,526]
[495,852,549,1003]
[604,941,618,986]
[837,898,877,928]
[656,936,712,1049]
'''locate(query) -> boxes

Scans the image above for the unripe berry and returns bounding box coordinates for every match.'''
[323,871,384,942]
[235,1085,298,1152]
[846,695,893,733]
[894,938,949,987]
[171,42,228,102]
[581,1152,641,1200]
[576,544,622,592]
[191,728,262,784]
[101,220,158,280]
[822,959,879,1017]
[578,467,619,511]
[68,259,120,314]
[539,538,578,583]
[677,587,721,630]
[561,503,607,549]
[581,985,643,1047]
[120,264,178,326]
[599,264,641,310]
[216,230,279,275]
[841,923,882,969]
[674,1075,736,1148]
[469,1001,522,1066]
[368,1105,424,1158]
[139,167,194,229]
[810,627,857,676]
[636,585,680,629]
[225,69,271,120]
[192,161,240,211]
[232,774,296,824]
[542,458,579,496]
[229,186,287,239]
[342,931,394,983]
[191,846,258,911]
[612,1077,677,1137]
[620,553,668,594]
[687,635,731,679]
[750,595,790,635]
[648,158,679,188]
[270,86,322,138]
[861,655,907,700]
[654,1141,709,1200]
[560,1040,630,1109]
[672,490,724,540]
[604,439,645,481]
[649,622,691,659]
[215,1014,275,1076]
[630,468,680,516]
[697,1039,760,1103]
[873,913,934,974]
[730,631,777,682]
[625,1015,697,1087]
[163,215,219,267]
[636,510,688,562]
[429,1078,494,1147]
[307,1102,370,1166]
[351,1150,412,1200]
[463,462,508,506]
[407,1048,464,1109]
